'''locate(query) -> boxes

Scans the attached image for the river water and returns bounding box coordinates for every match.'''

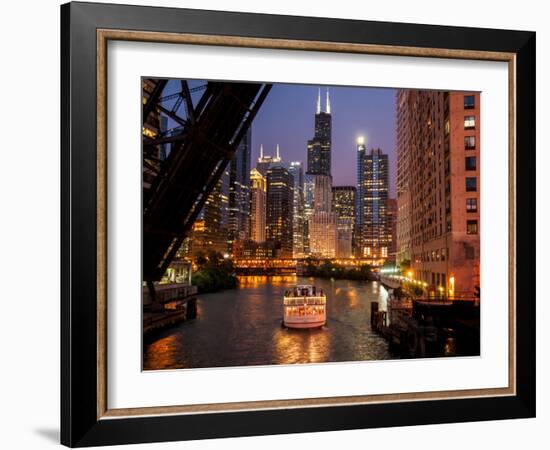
[143,276,393,370]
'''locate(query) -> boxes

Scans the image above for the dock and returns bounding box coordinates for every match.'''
[143,282,198,335]
[371,296,480,358]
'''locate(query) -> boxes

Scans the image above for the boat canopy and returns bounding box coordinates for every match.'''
[285,285,324,298]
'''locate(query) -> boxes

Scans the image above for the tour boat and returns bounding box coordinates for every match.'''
[283,285,327,329]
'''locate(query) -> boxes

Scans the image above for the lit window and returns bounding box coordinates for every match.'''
[467,220,478,235]
[464,95,475,109]
[444,119,450,135]
[465,156,477,171]
[464,116,476,129]
[466,198,478,212]
[466,177,477,192]
[465,136,476,150]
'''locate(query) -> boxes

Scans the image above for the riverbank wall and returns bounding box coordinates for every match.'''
[371,298,480,358]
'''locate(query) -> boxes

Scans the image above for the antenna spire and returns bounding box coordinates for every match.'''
[259,144,264,159]
[326,88,331,114]
[275,144,281,161]
[316,87,321,114]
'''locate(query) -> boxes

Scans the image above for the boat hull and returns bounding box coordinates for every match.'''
[284,319,325,329]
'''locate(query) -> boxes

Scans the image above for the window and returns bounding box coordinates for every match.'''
[464,115,476,129]
[466,177,477,192]
[464,95,475,109]
[465,156,477,171]
[465,136,476,149]
[465,245,475,259]
[467,220,478,235]
[466,198,478,212]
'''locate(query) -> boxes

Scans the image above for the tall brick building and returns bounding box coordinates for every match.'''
[396,90,480,296]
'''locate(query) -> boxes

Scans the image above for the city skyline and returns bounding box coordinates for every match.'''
[162,80,396,194]
[249,83,397,195]
[142,78,482,369]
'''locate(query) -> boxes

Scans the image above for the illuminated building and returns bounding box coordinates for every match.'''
[142,78,164,190]
[307,88,332,176]
[308,211,337,258]
[249,168,266,243]
[227,129,252,246]
[356,141,390,259]
[302,173,315,254]
[332,186,356,258]
[266,162,294,258]
[287,161,305,258]
[303,88,335,256]
[189,165,230,257]
[387,198,398,262]
[396,90,413,264]
[233,240,278,259]
[308,176,337,258]
[396,90,481,295]
[256,143,281,176]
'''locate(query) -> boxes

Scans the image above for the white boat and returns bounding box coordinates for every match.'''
[283,285,327,329]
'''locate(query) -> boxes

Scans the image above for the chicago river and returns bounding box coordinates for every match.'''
[143,276,392,370]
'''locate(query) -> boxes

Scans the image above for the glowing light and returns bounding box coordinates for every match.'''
[357,136,365,145]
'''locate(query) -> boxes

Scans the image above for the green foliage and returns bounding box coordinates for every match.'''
[399,259,411,271]
[192,267,238,293]
[192,251,238,293]
[303,259,376,281]
[195,252,208,269]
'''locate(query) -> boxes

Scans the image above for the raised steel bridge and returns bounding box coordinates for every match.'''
[142,79,272,300]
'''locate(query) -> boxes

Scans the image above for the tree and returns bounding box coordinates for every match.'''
[206,250,222,267]
[195,252,207,269]
[400,259,411,271]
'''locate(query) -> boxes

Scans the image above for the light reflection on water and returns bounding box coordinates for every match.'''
[143,276,392,370]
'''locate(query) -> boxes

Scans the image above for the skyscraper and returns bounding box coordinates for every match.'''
[332,186,356,258]
[308,211,337,258]
[142,78,163,191]
[396,90,414,264]
[190,164,230,256]
[387,198,398,263]
[312,174,333,212]
[355,137,367,256]
[308,175,337,258]
[288,161,305,258]
[303,88,336,257]
[249,168,266,243]
[227,129,252,247]
[266,163,294,257]
[307,88,332,176]
[356,141,390,259]
[396,90,480,295]
[303,173,315,254]
[256,144,281,176]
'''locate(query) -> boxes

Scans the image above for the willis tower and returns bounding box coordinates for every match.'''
[307,88,332,176]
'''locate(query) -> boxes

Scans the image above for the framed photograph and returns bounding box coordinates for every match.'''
[61,1,536,447]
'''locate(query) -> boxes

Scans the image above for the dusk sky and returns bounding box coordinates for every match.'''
[164,80,397,196]
[250,83,397,196]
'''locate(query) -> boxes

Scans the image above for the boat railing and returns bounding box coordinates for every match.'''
[284,289,325,297]
[283,296,326,306]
